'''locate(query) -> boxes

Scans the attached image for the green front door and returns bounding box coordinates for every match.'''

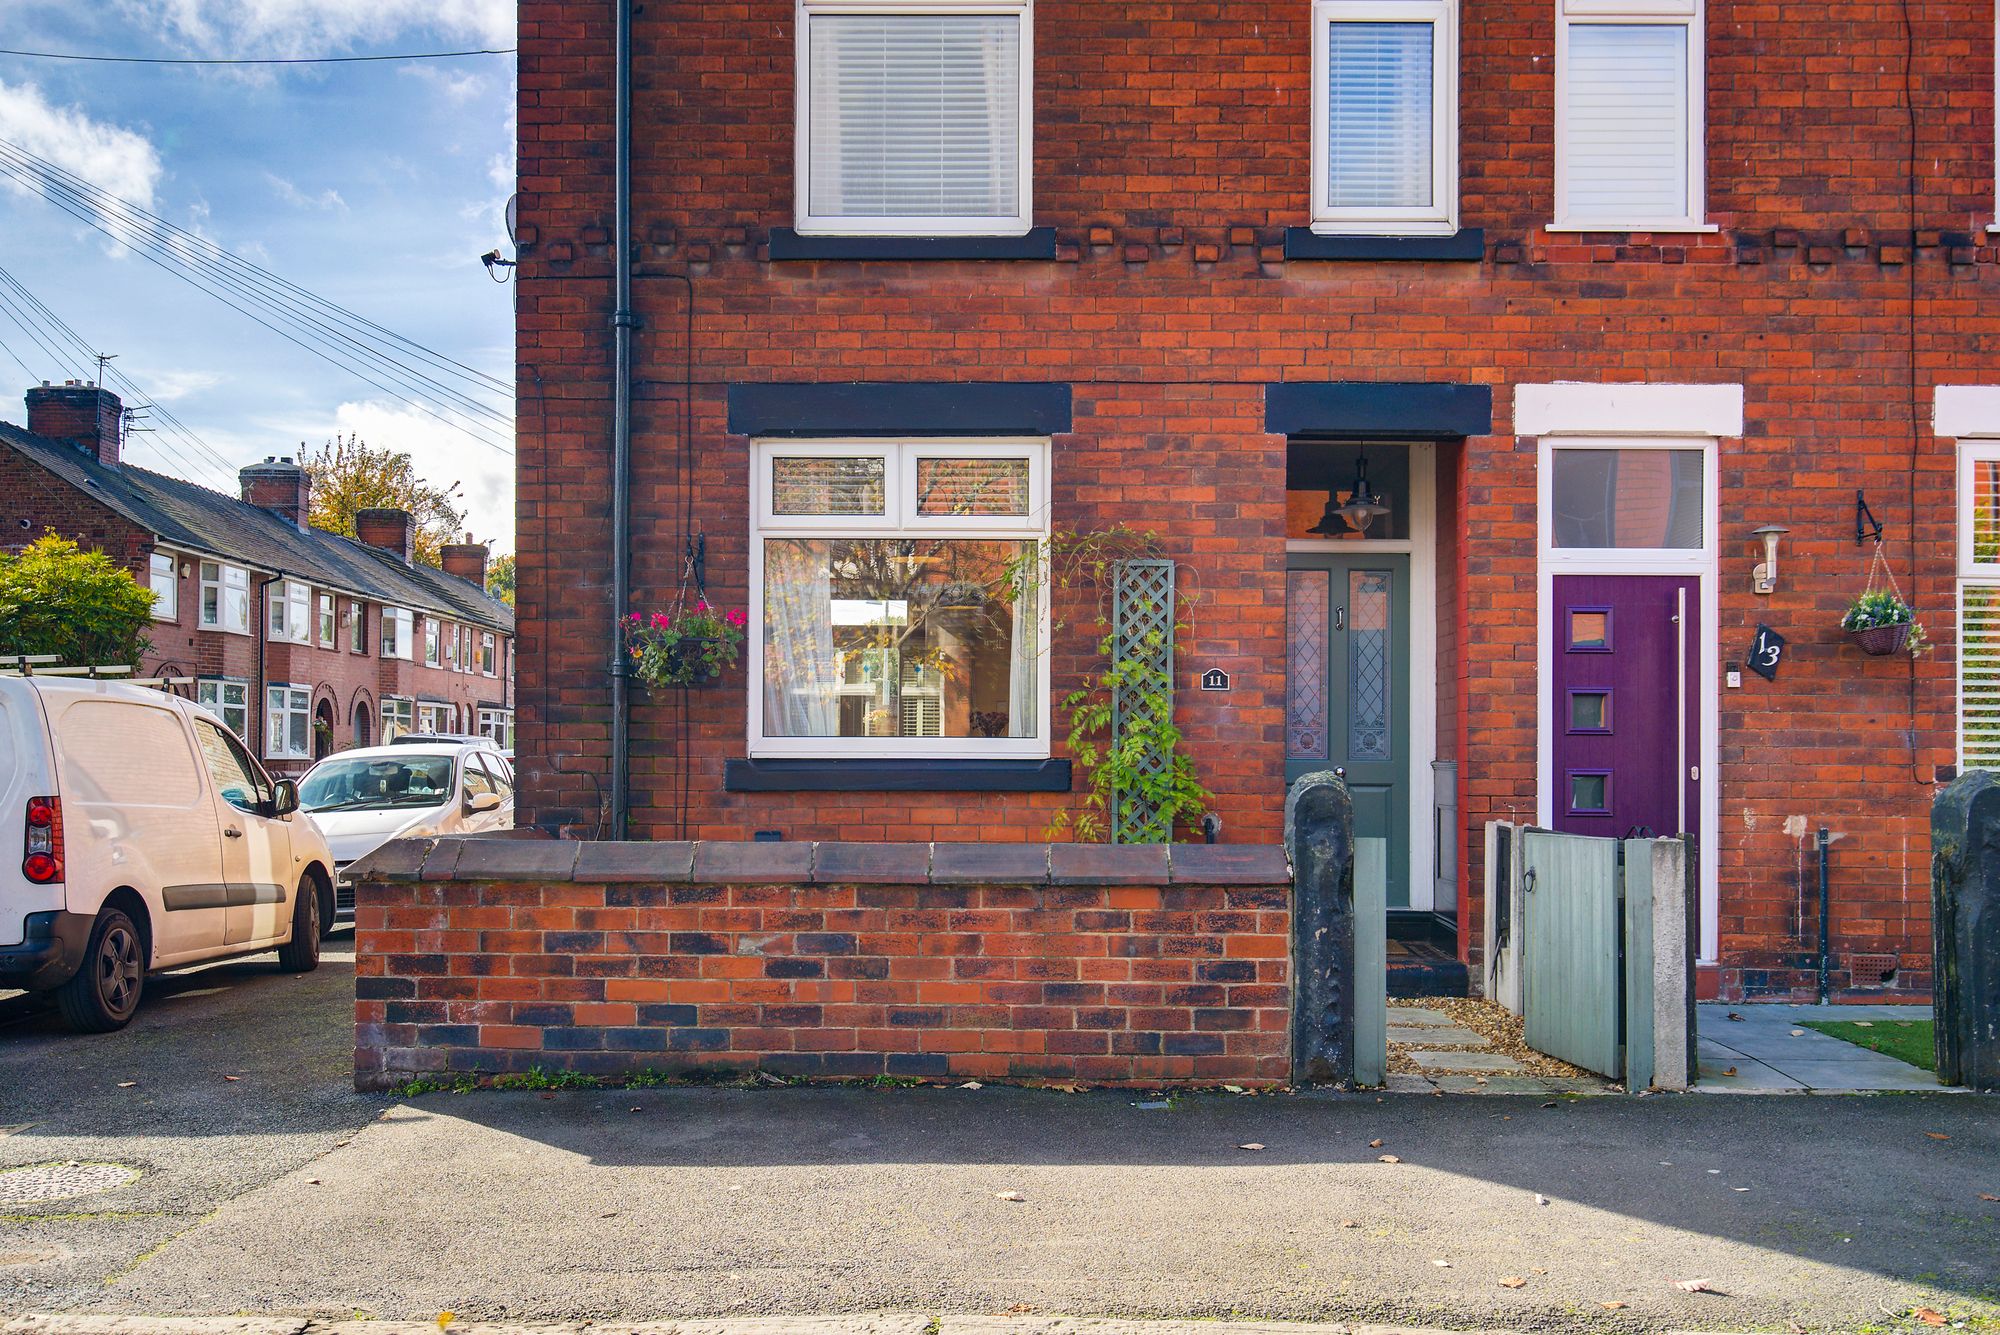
[1285,553,1412,908]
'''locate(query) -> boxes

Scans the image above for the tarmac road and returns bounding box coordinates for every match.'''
[1,946,1996,1334]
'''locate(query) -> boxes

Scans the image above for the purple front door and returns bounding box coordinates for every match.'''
[1552,575,1699,839]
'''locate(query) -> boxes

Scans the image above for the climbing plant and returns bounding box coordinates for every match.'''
[1009,527,1211,843]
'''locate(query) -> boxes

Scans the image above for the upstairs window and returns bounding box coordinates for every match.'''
[797,0,1032,237]
[1312,0,1457,236]
[481,631,498,676]
[268,580,311,645]
[318,593,336,646]
[199,562,250,634]
[381,607,413,660]
[1556,0,1705,231]
[349,601,367,654]
[150,551,178,622]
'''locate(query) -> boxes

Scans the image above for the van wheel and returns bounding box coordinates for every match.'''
[276,877,321,974]
[56,909,145,1033]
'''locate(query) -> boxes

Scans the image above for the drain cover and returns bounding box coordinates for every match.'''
[0,1160,139,1204]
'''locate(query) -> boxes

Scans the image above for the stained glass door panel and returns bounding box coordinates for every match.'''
[1286,554,1411,908]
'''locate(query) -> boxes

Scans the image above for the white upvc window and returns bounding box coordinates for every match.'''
[1554,0,1706,232]
[481,631,498,676]
[416,702,453,735]
[1311,0,1458,236]
[149,551,178,622]
[196,677,250,740]
[463,626,476,673]
[750,438,1051,759]
[478,707,514,748]
[795,0,1033,238]
[349,600,366,654]
[199,561,251,634]
[265,683,312,760]
[380,696,414,742]
[424,617,443,668]
[1959,440,2000,768]
[318,593,336,646]
[268,579,311,645]
[382,607,413,660]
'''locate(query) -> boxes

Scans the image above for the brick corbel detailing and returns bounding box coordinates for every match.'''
[350,839,1293,1091]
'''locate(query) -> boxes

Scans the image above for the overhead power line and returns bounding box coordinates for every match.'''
[0,46,515,66]
[0,135,516,457]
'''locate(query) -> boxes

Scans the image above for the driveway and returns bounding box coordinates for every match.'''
[1,957,1996,1334]
[0,943,379,1312]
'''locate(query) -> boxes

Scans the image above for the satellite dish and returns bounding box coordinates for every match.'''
[505,194,519,244]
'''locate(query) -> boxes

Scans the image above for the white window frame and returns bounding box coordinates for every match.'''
[478,707,515,748]
[265,683,312,760]
[199,561,251,635]
[380,695,414,742]
[382,607,413,660]
[481,631,498,676]
[794,0,1035,238]
[416,702,453,735]
[349,600,367,654]
[149,551,178,622]
[749,436,1052,760]
[1310,0,1458,236]
[318,592,336,647]
[423,617,442,668]
[196,677,250,740]
[1953,424,2000,770]
[268,579,311,645]
[1552,0,1710,233]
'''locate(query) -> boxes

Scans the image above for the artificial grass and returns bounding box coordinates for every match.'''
[1799,1018,1934,1070]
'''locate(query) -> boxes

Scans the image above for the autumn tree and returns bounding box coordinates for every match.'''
[305,434,465,567]
[0,535,155,667]
[485,552,515,606]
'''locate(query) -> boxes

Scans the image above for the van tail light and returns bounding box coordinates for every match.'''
[23,795,63,884]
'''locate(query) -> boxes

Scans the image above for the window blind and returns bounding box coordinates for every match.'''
[1326,21,1434,210]
[807,13,1022,222]
[1964,585,2000,769]
[1561,23,1689,220]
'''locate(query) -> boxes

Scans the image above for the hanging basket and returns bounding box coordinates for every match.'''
[1847,620,1912,657]
[633,635,730,690]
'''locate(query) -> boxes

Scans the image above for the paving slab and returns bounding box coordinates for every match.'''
[1381,1074,1437,1093]
[1755,1060,1941,1092]
[1431,1075,1557,1095]
[1403,1050,1524,1073]
[1696,1057,1806,1092]
[1384,1005,1455,1026]
[1385,1024,1484,1046]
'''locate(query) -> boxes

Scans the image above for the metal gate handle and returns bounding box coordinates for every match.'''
[1523,866,1537,894]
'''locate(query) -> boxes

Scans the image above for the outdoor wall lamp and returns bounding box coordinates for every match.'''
[1751,524,1789,595]
[1311,449,1391,536]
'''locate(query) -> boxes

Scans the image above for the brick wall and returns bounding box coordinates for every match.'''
[514,1,1997,999]
[351,839,1293,1090]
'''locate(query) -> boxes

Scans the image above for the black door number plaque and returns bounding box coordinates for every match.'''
[1748,624,1785,681]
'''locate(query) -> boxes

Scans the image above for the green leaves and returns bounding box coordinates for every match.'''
[0,534,155,667]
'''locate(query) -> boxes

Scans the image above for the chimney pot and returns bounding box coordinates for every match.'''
[25,382,124,467]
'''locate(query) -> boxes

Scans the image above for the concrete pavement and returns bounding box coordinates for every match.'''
[1696,1003,1941,1093]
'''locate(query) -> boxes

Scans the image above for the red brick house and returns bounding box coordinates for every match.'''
[511,1,2000,1002]
[2,381,516,775]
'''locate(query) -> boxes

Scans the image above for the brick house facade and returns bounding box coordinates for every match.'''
[3,382,516,776]
[512,1,2000,1001]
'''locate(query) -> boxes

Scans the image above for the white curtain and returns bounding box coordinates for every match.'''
[1007,559,1038,739]
[763,540,840,737]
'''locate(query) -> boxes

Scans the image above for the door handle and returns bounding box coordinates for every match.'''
[223,827,243,839]
[1333,607,1346,631]
[1334,767,1347,779]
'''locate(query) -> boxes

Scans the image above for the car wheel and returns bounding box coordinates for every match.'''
[276,876,322,973]
[55,908,146,1033]
[317,880,337,941]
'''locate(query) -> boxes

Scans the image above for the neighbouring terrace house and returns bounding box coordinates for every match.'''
[505,0,2000,1009]
[1,381,517,778]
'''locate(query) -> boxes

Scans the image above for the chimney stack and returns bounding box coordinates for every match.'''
[440,531,490,586]
[26,381,123,467]
[355,508,415,565]
[239,454,312,531]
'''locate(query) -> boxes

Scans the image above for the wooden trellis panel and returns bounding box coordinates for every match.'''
[1111,558,1176,844]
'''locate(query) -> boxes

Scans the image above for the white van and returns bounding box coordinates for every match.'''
[0,675,334,1032]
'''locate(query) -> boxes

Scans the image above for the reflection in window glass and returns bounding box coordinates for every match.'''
[915,457,1030,517]
[1569,691,1609,731]
[1569,609,1610,650]
[1551,449,1703,548]
[762,538,1036,740]
[1569,771,1609,813]
[772,456,886,515]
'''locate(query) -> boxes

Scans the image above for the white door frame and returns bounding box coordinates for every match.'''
[1534,433,1723,963]
[1287,440,1439,911]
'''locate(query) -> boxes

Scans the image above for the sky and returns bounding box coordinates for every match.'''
[0,0,519,551]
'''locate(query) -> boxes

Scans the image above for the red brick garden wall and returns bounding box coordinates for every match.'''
[351,838,1293,1090]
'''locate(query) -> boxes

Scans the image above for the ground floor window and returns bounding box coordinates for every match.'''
[265,683,312,759]
[1959,441,2000,768]
[477,707,514,749]
[751,440,1049,758]
[196,677,250,740]
[380,696,414,742]
[416,702,453,735]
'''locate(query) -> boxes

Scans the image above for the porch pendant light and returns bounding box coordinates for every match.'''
[1311,450,1391,536]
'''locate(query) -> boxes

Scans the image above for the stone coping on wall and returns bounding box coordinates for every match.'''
[348,838,1293,889]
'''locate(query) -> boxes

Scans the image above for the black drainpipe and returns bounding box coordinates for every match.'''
[1816,827,1832,1004]
[607,0,636,840]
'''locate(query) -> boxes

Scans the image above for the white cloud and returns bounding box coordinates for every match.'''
[140,368,227,402]
[0,79,162,209]
[403,65,487,103]
[265,171,348,212]
[123,0,515,55]
[329,398,514,549]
